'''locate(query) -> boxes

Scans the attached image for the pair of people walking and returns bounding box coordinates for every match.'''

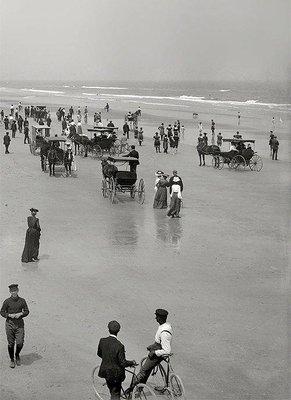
[153,170,183,218]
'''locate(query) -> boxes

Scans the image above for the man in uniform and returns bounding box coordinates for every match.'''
[125,309,173,394]
[0,284,29,368]
[97,321,136,400]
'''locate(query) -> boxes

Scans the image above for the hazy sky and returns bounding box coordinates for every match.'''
[0,0,290,81]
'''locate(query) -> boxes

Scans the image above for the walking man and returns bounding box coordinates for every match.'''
[125,309,172,394]
[1,284,29,368]
[271,136,279,160]
[3,132,11,153]
[124,145,139,172]
[97,321,136,400]
[123,121,130,139]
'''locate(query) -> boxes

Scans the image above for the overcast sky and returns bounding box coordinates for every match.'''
[0,0,290,82]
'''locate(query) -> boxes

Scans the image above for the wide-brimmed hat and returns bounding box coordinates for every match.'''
[29,208,39,213]
[155,170,164,176]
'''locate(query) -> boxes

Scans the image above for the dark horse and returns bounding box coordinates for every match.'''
[68,132,91,156]
[196,143,220,166]
[101,159,118,179]
[47,147,64,176]
[40,140,50,172]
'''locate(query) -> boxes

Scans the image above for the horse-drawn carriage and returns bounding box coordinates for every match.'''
[101,156,145,204]
[45,137,71,177]
[70,127,119,158]
[29,124,51,155]
[212,138,263,171]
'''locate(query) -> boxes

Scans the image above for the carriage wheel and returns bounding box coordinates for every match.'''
[217,155,224,170]
[101,179,108,198]
[249,154,263,172]
[113,144,121,155]
[229,155,245,170]
[137,178,145,204]
[79,145,85,157]
[94,145,102,159]
[169,374,186,399]
[108,146,116,156]
[132,383,157,400]
[109,177,116,203]
[92,366,111,400]
[114,139,121,148]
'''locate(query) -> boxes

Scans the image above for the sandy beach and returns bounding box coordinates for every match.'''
[0,91,290,400]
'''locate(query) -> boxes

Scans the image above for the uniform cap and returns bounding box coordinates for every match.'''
[9,284,18,291]
[108,320,121,333]
[155,309,168,317]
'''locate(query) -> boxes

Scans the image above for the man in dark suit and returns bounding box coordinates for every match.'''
[97,321,136,400]
[124,145,139,172]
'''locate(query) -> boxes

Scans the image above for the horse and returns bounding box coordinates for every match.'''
[196,143,220,166]
[40,141,50,171]
[47,147,64,176]
[101,159,118,180]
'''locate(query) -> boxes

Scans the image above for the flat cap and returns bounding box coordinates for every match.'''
[155,309,168,317]
[8,284,18,290]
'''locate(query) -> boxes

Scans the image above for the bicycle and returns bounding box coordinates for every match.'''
[92,364,157,399]
[140,354,186,399]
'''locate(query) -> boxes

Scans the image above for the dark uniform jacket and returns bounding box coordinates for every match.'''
[3,135,11,145]
[0,296,29,326]
[97,335,133,382]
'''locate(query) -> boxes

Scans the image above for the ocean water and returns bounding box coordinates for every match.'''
[0,80,290,110]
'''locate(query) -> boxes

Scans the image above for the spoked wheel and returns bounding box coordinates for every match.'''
[92,366,111,400]
[137,178,145,204]
[169,374,186,399]
[109,177,116,203]
[229,155,246,170]
[79,145,86,157]
[113,144,121,155]
[217,155,224,170]
[93,145,102,159]
[101,179,108,198]
[249,154,263,172]
[150,364,173,399]
[133,383,157,400]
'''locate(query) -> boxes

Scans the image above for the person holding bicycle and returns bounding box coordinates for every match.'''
[126,309,172,394]
[97,320,137,400]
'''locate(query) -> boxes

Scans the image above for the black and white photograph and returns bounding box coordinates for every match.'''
[0,1,290,399]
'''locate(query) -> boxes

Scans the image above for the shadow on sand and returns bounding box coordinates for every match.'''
[20,352,42,366]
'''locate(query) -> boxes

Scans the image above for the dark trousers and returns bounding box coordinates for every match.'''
[6,321,24,360]
[65,161,72,174]
[198,151,205,165]
[5,144,10,153]
[155,145,161,153]
[49,162,55,176]
[272,148,278,160]
[135,356,161,384]
[106,379,122,400]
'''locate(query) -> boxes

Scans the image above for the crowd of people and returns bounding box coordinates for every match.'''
[153,170,183,218]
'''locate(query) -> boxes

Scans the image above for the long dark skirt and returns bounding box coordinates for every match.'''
[167,193,181,217]
[21,228,40,262]
[153,187,167,209]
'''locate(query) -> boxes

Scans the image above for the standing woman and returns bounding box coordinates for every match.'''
[138,127,144,146]
[153,172,169,209]
[21,208,41,263]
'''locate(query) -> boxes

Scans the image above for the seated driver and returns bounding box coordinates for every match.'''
[126,309,172,394]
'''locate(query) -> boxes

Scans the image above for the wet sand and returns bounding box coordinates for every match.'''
[0,98,290,400]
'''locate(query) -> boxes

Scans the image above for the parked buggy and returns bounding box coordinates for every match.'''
[101,156,145,204]
[80,126,119,158]
[212,138,263,171]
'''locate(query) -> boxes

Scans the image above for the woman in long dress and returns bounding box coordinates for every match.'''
[21,208,41,263]
[167,179,183,218]
[153,172,169,209]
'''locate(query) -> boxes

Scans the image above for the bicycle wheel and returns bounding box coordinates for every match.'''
[92,366,111,400]
[169,374,186,399]
[133,383,157,399]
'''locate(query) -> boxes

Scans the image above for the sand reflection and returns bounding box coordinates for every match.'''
[154,211,183,250]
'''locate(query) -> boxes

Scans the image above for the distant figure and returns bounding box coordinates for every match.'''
[123,122,130,139]
[21,208,41,263]
[203,132,208,145]
[97,321,136,400]
[0,284,29,369]
[271,136,279,160]
[167,171,183,218]
[24,126,30,144]
[137,106,141,116]
[3,132,11,153]
[272,116,275,130]
[217,132,223,147]
[105,103,110,112]
[269,131,274,157]
[64,144,74,176]
[211,119,215,144]
[138,127,144,146]
[4,115,9,130]
[11,120,17,138]
[198,122,203,135]
[197,134,205,166]
[233,131,242,139]
[158,123,165,141]
[180,125,185,139]
[237,111,241,126]
[1,109,5,122]
[163,135,168,154]
[153,132,161,153]
[107,120,115,128]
